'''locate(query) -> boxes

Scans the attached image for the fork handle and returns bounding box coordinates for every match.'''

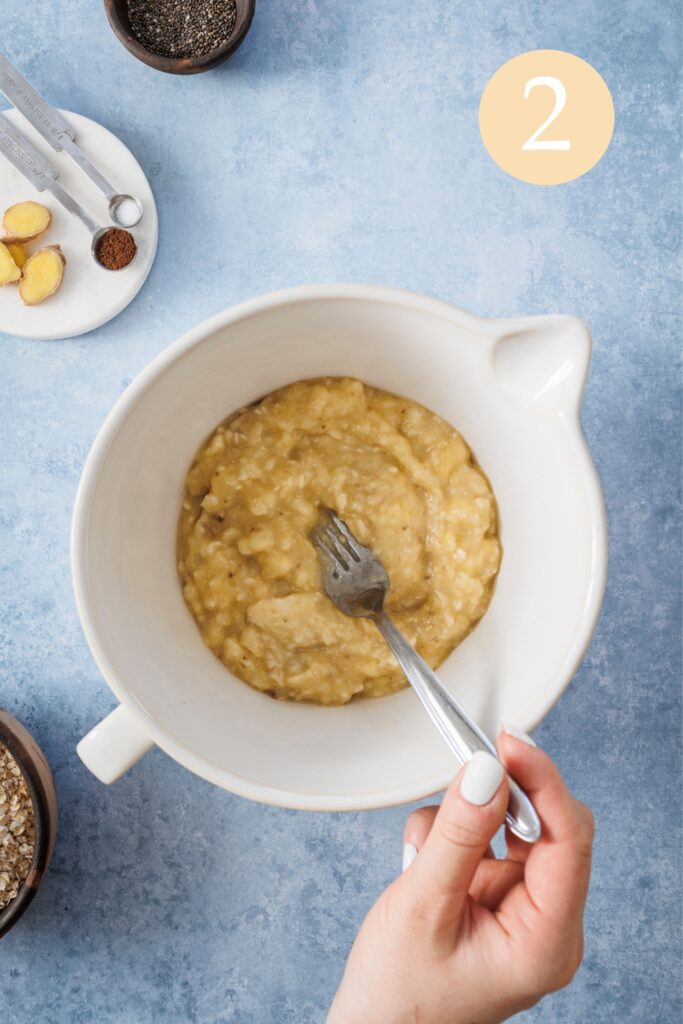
[375,613,541,843]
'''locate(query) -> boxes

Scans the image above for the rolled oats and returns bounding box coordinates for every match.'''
[0,743,35,911]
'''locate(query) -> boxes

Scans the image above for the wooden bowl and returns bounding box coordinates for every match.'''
[0,710,57,940]
[104,0,256,75]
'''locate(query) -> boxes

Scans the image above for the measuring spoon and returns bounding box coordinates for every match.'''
[0,115,136,271]
[0,51,143,228]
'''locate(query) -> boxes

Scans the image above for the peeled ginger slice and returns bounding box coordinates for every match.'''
[0,240,22,284]
[3,200,52,241]
[19,245,65,305]
[6,242,28,269]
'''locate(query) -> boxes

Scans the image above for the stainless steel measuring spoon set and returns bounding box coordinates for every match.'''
[0,51,143,269]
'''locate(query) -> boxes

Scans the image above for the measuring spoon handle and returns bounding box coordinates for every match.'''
[0,51,75,149]
[49,179,100,235]
[0,115,99,235]
[0,51,117,201]
[58,133,117,202]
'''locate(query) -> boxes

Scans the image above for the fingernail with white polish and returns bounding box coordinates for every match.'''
[402,842,418,871]
[501,722,537,747]
[460,751,505,806]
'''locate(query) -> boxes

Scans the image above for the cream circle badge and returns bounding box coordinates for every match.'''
[479,50,615,185]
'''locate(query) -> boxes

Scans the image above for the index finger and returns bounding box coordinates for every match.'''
[496,733,595,931]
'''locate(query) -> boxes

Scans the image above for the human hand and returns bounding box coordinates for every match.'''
[328,729,594,1024]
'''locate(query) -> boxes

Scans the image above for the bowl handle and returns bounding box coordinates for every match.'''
[492,314,591,414]
[76,705,154,784]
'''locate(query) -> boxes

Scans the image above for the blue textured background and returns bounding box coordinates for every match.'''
[1,2,680,1021]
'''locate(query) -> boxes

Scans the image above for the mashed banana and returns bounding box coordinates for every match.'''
[178,378,501,704]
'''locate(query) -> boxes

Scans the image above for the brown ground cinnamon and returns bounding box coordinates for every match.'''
[95,228,136,270]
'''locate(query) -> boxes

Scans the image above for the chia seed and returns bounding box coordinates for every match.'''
[128,0,238,59]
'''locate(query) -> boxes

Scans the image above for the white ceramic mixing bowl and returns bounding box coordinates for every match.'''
[73,285,607,810]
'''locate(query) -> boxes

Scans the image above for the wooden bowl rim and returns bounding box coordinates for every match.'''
[103,0,256,75]
[0,710,57,940]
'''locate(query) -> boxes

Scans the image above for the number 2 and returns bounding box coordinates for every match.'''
[521,76,571,151]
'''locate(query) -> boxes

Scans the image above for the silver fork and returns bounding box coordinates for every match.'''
[310,508,541,843]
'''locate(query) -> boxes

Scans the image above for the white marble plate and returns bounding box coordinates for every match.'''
[0,109,157,340]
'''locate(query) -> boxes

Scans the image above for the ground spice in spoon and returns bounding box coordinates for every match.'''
[95,228,137,270]
[128,0,238,59]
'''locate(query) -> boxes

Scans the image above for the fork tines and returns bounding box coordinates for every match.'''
[310,508,363,570]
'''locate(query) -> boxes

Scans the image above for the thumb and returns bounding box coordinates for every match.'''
[407,752,509,926]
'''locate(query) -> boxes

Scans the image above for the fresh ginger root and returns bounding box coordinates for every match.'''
[19,245,65,305]
[5,241,28,270]
[3,200,52,241]
[0,240,22,284]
